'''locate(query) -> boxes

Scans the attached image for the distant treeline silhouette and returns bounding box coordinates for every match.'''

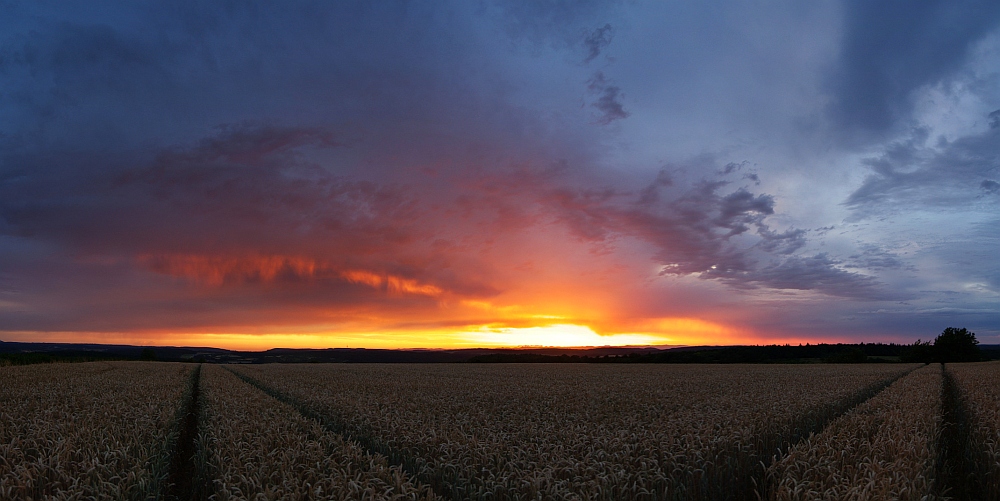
[0,351,125,366]
[902,327,983,363]
[470,329,994,364]
[1,328,989,365]
[468,344,900,364]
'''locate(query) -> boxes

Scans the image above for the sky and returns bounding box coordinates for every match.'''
[1,0,999,350]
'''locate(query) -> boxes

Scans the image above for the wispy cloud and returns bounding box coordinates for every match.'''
[583,24,614,63]
[587,71,629,125]
[844,116,1000,215]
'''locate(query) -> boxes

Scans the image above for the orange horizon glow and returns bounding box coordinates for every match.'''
[1,250,871,350]
[0,317,854,352]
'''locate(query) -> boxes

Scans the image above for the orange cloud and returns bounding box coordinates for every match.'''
[138,253,442,297]
[139,254,320,285]
[340,270,443,296]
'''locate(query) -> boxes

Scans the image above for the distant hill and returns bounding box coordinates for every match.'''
[4,340,998,365]
[0,341,661,364]
[471,343,1000,364]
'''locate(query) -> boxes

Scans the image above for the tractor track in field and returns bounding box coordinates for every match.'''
[165,364,210,501]
[226,364,920,501]
[222,365,483,501]
[749,365,923,501]
[936,364,979,501]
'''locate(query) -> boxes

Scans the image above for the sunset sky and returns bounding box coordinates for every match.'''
[1,1,999,349]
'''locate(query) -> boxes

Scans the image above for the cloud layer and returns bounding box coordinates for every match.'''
[1,0,998,346]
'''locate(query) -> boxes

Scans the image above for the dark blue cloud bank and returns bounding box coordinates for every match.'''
[0,0,998,343]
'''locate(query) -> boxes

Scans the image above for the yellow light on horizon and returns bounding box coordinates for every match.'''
[467,324,666,348]
[0,323,853,351]
[3,314,820,351]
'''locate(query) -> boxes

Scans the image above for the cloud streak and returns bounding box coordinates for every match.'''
[845,117,1000,215]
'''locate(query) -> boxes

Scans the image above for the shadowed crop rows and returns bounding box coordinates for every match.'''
[165,363,207,500]
[0,361,191,499]
[199,364,436,500]
[10,361,1000,500]
[763,364,943,500]
[223,365,468,500]
[947,361,1000,499]
[936,365,976,500]
[231,363,917,500]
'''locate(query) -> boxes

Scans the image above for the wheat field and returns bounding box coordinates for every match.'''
[0,362,191,499]
[765,364,943,500]
[2,360,995,500]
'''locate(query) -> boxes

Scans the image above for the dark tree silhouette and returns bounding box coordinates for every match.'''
[934,327,981,363]
[902,339,935,363]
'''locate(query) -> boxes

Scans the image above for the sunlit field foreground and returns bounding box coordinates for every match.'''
[2,361,998,500]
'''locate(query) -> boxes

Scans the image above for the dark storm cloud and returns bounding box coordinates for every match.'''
[533,165,889,299]
[844,116,1000,215]
[829,0,1000,140]
[982,179,1000,194]
[1,124,397,254]
[705,254,891,300]
[715,189,775,236]
[0,1,579,157]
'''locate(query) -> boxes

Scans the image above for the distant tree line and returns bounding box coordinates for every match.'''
[1,328,987,366]
[901,327,982,363]
[469,328,990,364]
[0,352,126,366]
[469,344,901,364]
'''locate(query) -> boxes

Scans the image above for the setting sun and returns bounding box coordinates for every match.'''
[466,324,665,348]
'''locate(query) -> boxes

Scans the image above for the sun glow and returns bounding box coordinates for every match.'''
[2,314,841,351]
[466,324,667,348]
[3,279,778,350]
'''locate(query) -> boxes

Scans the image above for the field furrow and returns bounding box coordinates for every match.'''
[231,363,916,500]
[200,363,436,500]
[947,361,1000,498]
[0,361,192,500]
[764,363,943,501]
